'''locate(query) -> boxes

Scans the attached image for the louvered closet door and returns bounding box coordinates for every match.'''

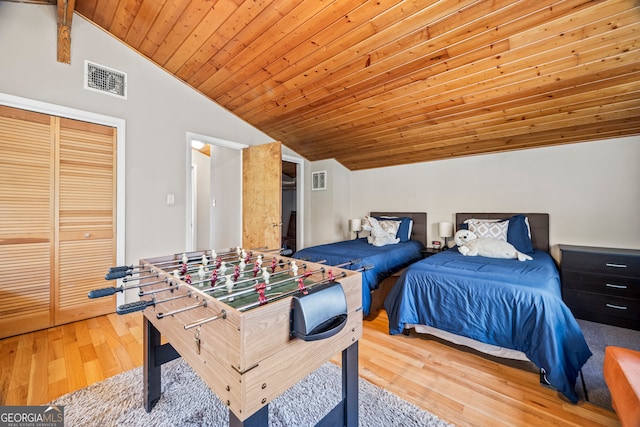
[55,118,116,324]
[0,106,54,338]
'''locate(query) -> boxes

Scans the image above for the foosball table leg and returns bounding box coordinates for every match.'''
[143,317,180,413]
[229,405,268,427]
[144,317,162,412]
[342,341,359,427]
[316,341,359,427]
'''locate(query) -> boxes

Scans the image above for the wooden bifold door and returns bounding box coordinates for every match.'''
[0,105,116,338]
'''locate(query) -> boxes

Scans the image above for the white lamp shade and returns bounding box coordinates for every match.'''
[349,218,362,232]
[438,222,454,238]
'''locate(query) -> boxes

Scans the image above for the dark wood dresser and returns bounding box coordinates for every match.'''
[559,245,640,330]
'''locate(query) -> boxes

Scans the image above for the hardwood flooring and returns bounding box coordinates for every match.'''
[0,311,620,426]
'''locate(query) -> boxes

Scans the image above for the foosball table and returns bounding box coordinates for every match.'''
[89,248,363,426]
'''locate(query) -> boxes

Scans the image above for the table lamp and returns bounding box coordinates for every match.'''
[439,222,454,250]
[349,218,362,239]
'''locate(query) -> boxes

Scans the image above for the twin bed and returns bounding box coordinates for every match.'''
[293,212,591,404]
[293,212,427,317]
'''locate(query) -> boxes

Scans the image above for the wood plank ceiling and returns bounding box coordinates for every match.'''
[73,0,640,171]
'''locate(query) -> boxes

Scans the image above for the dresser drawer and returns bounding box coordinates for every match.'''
[561,250,640,277]
[562,271,640,299]
[563,290,640,325]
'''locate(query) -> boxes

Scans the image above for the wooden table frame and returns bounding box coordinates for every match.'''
[143,317,359,426]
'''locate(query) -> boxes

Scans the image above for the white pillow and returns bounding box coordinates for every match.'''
[377,216,413,241]
[464,218,508,241]
[378,219,401,237]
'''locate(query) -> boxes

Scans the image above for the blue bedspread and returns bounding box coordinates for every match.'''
[293,238,424,316]
[384,249,592,403]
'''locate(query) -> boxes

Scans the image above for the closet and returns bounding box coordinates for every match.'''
[0,105,116,338]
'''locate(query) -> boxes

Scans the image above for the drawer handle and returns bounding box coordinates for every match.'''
[605,303,628,310]
[605,283,628,289]
[605,263,627,268]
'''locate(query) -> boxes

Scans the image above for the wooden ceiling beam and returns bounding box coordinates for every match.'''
[297,94,640,163]
[262,15,640,137]
[56,0,76,64]
[277,58,640,155]
[345,121,640,170]
[237,0,597,124]
[287,73,640,155]
[334,102,640,166]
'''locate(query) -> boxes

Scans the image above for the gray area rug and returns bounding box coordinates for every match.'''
[576,319,640,410]
[50,359,452,427]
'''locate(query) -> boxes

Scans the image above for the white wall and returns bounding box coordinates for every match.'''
[0,3,277,265]
[349,136,640,258]
[192,150,210,250]
[210,144,242,249]
[305,159,352,245]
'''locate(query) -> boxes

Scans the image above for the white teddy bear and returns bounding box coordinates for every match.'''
[454,229,532,261]
[361,216,400,247]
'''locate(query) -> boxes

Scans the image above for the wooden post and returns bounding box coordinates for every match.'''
[56,0,75,64]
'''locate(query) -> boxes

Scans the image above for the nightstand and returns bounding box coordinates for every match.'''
[421,247,442,258]
[559,245,640,330]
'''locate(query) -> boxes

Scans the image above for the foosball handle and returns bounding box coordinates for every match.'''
[88,287,118,298]
[116,300,152,315]
[105,270,129,280]
[108,265,133,273]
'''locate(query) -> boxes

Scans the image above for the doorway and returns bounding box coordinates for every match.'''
[282,155,304,254]
[186,133,247,252]
[281,160,297,254]
[186,134,304,253]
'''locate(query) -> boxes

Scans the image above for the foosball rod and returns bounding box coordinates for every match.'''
[157,299,207,319]
[183,310,227,330]
[105,270,159,280]
[197,262,307,291]
[138,258,290,297]
[236,272,348,312]
[88,278,169,299]
[297,258,361,268]
[138,281,179,297]
[106,246,267,274]
[115,290,193,314]
[167,255,290,286]
[235,263,370,312]
[331,259,362,268]
[216,267,325,303]
[146,253,281,278]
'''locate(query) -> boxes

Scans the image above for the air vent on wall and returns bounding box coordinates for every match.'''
[84,61,127,99]
[311,171,327,191]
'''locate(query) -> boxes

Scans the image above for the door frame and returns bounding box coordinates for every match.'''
[0,92,127,304]
[185,132,305,252]
[185,132,248,251]
[282,154,304,253]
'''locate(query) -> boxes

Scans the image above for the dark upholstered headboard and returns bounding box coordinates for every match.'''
[455,213,549,251]
[370,212,427,247]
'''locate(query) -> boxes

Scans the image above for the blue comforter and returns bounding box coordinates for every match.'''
[293,238,424,316]
[384,249,592,403]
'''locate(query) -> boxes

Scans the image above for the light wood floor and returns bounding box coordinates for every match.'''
[0,311,620,427]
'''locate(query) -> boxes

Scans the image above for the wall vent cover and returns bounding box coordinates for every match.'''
[311,171,327,191]
[84,61,127,99]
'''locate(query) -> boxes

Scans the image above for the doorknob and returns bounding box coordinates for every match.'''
[272,223,282,227]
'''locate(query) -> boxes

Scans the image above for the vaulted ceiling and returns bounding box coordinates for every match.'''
[72,0,640,171]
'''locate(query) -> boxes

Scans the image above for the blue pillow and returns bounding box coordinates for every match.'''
[504,215,534,254]
[374,216,413,242]
[396,217,413,242]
